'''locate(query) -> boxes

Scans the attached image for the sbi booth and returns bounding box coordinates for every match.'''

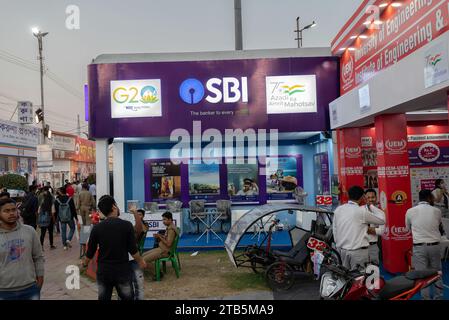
[88,48,339,250]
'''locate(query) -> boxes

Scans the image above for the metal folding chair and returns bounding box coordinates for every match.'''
[189,200,206,234]
[216,200,231,233]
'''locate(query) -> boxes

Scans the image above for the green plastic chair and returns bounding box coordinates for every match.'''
[155,227,181,281]
[138,230,148,255]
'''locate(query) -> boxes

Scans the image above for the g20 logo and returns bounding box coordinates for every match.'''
[110,79,162,118]
[179,77,248,105]
[113,85,159,104]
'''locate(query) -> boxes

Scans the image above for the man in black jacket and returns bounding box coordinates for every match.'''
[82,195,146,300]
[55,187,78,250]
[20,185,39,229]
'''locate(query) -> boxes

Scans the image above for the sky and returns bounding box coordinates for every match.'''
[0,0,363,136]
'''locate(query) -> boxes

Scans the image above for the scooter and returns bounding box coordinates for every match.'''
[320,262,442,300]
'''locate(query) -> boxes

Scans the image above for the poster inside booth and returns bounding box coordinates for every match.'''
[188,162,221,201]
[227,163,259,203]
[149,160,182,203]
[266,156,303,201]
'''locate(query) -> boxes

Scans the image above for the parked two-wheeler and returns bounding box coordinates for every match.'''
[320,262,441,300]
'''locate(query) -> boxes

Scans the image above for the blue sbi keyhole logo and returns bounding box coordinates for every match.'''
[179,78,205,105]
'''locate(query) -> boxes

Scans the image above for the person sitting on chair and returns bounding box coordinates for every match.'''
[142,211,178,279]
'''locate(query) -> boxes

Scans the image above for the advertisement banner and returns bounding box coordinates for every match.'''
[88,56,339,138]
[337,128,364,203]
[149,160,182,203]
[188,163,221,201]
[338,0,449,95]
[375,114,412,273]
[266,156,303,201]
[265,75,317,114]
[110,79,162,118]
[314,153,330,196]
[0,119,39,149]
[227,163,260,203]
[424,40,449,88]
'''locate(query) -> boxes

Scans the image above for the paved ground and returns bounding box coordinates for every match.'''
[40,233,97,300]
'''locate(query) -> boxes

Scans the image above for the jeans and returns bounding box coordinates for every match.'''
[0,283,40,300]
[97,266,134,301]
[130,260,145,300]
[61,220,75,246]
[40,219,54,247]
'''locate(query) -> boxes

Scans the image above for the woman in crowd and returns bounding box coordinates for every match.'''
[38,187,56,250]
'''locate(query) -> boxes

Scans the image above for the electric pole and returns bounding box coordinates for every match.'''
[32,28,49,144]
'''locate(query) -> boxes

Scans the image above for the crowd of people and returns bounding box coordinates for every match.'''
[1,177,448,300]
[333,182,447,300]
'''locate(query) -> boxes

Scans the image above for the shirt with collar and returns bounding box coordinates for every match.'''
[405,202,442,244]
[366,204,386,243]
[333,201,385,251]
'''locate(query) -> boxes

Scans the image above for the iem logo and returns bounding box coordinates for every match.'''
[179,77,248,105]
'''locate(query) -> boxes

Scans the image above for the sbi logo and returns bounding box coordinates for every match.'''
[179,77,248,105]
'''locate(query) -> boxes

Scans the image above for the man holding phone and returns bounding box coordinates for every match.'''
[0,198,45,300]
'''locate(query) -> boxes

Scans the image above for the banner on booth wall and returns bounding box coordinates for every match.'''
[227,163,259,203]
[149,160,182,203]
[266,156,303,201]
[408,135,449,166]
[410,167,449,205]
[188,163,220,200]
[314,153,330,196]
[424,40,449,88]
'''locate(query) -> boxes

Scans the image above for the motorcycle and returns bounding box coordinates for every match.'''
[320,262,442,300]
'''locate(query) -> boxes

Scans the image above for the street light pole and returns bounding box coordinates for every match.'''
[294,18,317,48]
[32,28,48,144]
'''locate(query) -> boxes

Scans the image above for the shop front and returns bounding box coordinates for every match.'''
[329,0,449,273]
[88,48,339,247]
[0,119,39,184]
[38,131,96,188]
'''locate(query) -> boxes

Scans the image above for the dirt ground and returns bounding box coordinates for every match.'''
[142,251,269,300]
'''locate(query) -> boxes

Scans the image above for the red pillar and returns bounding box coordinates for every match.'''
[375,114,413,273]
[337,128,364,203]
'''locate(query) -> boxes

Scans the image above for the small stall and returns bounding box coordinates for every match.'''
[88,48,340,250]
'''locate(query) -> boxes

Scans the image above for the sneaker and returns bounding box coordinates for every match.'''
[63,246,68,251]
[66,241,72,248]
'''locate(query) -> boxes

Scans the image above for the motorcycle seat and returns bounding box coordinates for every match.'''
[377,276,415,300]
[405,270,438,280]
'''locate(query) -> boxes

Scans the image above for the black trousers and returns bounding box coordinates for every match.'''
[97,265,134,301]
[40,220,54,246]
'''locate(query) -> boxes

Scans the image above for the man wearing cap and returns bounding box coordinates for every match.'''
[405,189,444,300]
[236,179,259,196]
[333,186,385,270]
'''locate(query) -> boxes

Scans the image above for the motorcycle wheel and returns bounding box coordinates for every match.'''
[265,262,295,291]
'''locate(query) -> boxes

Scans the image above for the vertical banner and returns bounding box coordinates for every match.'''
[337,128,364,203]
[375,114,412,273]
[314,153,330,196]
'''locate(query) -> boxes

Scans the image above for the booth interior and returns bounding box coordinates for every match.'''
[115,134,335,251]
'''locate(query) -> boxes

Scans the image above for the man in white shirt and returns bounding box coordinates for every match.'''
[333,186,385,270]
[405,189,444,300]
[365,189,386,266]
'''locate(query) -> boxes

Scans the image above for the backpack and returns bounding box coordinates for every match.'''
[37,210,51,228]
[56,198,72,223]
[19,194,33,220]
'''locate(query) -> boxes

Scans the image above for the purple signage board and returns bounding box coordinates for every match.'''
[88,56,339,138]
